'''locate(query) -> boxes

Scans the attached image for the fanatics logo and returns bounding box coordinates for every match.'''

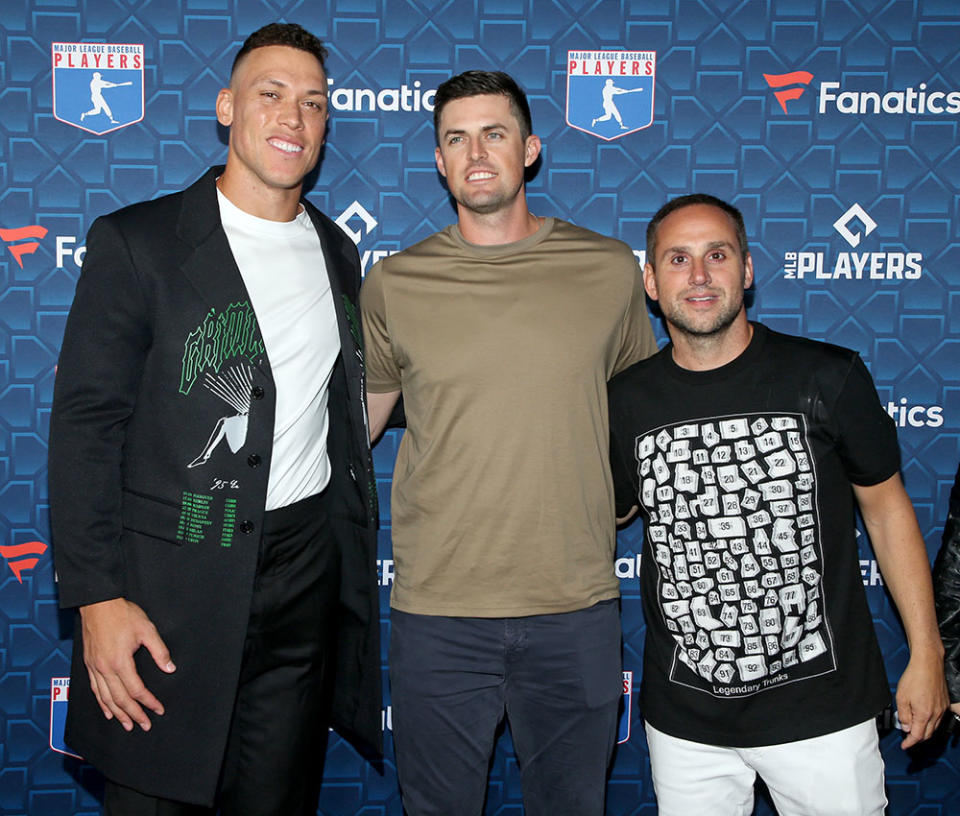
[0,540,48,583]
[0,225,48,268]
[52,42,145,134]
[566,51,655,140]
[763,71,814,114]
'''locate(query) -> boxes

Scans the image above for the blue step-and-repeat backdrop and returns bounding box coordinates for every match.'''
[1,1,959,814]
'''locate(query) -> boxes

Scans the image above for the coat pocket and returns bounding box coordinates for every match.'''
[121,489,184,545]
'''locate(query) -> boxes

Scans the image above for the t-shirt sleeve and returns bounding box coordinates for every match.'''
[359,259,401,393]
[609,375,641,517]
[832,353,900,486]
[612,256,658,376]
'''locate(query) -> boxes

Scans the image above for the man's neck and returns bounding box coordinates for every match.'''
[216,169,303,223]
[456,194,541,246]
[670,316,753,372]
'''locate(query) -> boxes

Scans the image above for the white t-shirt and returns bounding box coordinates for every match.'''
[218,189,340,510]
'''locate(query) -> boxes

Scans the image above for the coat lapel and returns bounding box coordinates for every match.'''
[175,167,271,375]
[305,204,365,415]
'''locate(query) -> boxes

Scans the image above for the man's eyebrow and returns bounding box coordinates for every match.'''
[442,122,509,138]
[659,240,735,259]
[259,77,327,97]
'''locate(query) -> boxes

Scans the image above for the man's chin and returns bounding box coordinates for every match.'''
[666,312,739,339]
[455,193,507,216]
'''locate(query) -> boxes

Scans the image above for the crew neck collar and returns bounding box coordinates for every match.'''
[448,216,555,257]
[661,322,767,384]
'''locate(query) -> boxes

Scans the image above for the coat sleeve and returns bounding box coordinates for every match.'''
[933,464,960,702]
[49,214,152,609]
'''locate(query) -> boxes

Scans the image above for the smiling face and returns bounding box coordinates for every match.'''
[434,93,540,220]
[216,44,329,219]
[644,203,754,342]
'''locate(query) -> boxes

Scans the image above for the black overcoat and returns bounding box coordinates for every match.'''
[48,167,381,805]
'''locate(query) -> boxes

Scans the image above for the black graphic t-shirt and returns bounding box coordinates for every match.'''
[609,323,898,746]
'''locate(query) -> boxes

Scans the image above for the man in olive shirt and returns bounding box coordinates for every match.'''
[361,70,656,816]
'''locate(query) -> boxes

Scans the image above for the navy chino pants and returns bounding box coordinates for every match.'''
[389,599,623,816]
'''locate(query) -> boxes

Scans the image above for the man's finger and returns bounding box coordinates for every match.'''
[87,668,113,720]
[115,646,166,716]
[125,676,165,717]
[113,676,155,729]
[142,628,176,675]
[96,673,135,731]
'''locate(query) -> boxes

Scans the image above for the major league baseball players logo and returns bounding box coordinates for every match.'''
[52,42,144,135]
[566,50,655,140]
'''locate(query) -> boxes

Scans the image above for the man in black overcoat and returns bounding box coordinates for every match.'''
[48,22,381,815]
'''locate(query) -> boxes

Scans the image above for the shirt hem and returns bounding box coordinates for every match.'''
[642,697,889,748]
[390,589,621,618]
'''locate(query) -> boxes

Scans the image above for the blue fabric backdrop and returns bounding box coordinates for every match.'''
[1,1,958,813]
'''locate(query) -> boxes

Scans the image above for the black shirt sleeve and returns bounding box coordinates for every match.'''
[831,354,901,486]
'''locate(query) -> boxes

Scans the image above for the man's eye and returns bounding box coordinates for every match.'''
[671,255,688,265]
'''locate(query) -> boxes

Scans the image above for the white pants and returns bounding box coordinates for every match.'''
[645,719,887,816]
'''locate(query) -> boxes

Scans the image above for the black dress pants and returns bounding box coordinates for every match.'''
[104,492,339,816]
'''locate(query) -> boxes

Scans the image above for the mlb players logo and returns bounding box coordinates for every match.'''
[567,51,655,140]
[52,42,145,135]
[50,677,82,758]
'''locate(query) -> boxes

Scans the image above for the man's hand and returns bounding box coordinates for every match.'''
[367,389,401,443]
[79,598,176,732]
[896,647,948,748]
[853,475,948,749]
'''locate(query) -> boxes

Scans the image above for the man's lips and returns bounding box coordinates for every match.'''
[268,137,304,154]
[466,169,496,182]
[684,291,720,305]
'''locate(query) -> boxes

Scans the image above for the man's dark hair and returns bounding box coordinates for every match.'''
[230,22,328,77]
[646,194,749,269]
[433,70,532,144]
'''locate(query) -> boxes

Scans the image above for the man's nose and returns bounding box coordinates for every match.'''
[279,100,304,129]
[689,259,710,285]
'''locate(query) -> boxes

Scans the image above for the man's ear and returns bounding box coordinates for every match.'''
[524,134,542,168]
[216,88,233,127]
[435,146,447,178]
[743,252,754,290]
[643,262,659,302]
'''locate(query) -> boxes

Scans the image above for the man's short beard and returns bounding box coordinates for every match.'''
[663,292,744,340]
[457,194,506,215]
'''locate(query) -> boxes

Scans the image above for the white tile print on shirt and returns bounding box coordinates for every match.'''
[635,412,837,697]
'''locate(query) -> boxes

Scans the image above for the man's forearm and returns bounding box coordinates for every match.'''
[858,479,944,657]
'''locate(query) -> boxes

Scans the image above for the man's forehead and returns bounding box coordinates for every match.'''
[232,45,327,85]
[439,94,514,127]
[660,206,737,238]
